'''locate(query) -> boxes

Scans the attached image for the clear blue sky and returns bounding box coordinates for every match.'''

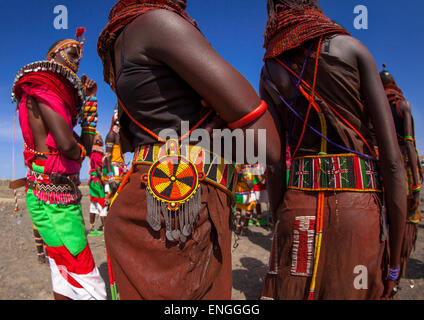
[0,0,423,179]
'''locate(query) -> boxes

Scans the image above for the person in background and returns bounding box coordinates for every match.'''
[260,0,406,300]
[12,28,106,300]
[88,133,107,235]
[234,164,256,235]
[380,66,423,281]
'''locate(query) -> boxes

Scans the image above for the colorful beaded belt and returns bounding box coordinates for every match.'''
[288,154,382,192]
[133,142,237,197]
[27,170,82,205]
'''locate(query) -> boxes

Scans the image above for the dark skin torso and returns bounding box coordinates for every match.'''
[260,34,407,298]
[112,9,281,166]
[26,96,50,159]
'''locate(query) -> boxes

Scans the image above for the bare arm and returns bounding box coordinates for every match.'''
[123,10,281,165]
[355,39,406,283]
[401,101,420,186]
[402,101,420,212]
[259,66,288,220]
[79,75,98,156]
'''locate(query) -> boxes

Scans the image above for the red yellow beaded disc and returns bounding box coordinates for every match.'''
[141,140,203,211]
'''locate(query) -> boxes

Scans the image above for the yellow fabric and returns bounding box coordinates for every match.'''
[111,144,125,163]
[236,202,256,211]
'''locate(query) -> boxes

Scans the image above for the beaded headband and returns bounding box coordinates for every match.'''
[46,28,86,72]
[47,39,83,58]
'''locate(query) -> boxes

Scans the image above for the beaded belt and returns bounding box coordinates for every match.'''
[288,154,382,192]
[27,170,82,205]
[131,140,236,243]
[133,142,237,197]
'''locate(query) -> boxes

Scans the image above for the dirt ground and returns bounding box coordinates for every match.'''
[0,185,423,300]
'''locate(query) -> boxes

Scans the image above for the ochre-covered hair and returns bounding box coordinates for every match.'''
[98,0,197,90]
[264,0,348,59]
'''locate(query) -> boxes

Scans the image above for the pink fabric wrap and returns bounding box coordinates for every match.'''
[18,83,81,175]
[88,151,103,184]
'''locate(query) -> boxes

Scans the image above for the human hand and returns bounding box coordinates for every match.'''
[81,74,98,97]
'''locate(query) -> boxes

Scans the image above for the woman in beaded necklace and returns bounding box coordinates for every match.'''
[12,30,107,300]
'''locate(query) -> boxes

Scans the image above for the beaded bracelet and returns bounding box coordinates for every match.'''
[82,126,96,135]
[78,143,87,162]
[84,106,97,113]
[228,100,268,130]
[82,112,98,119]
[80,96,98,136]
[412,185,421,193]
[81,121,97,128]
[388,265,400,281]
[404,136,415,142]
[85,96,97,102]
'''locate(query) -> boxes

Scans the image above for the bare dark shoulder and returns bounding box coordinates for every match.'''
[399,99,412,115]
[113,10,184,68]
[124,9,204,62]
[324,34,363,68]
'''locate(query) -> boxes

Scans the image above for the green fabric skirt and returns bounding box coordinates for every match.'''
[26,164,87,256]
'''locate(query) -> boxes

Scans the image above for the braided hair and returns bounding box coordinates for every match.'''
[266,0,323,32]
[267,0,323,14]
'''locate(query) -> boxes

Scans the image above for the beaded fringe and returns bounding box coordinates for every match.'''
[146,188,201,243]
[33,189,81,206]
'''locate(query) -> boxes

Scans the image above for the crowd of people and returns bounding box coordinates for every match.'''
[9,0,422,300]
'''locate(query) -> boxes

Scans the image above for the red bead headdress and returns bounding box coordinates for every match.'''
[46,27,87,72]
[264,0,349,59]
[97,0,197,90]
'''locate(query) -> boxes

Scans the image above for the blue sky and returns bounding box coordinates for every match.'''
[0,0,423,179]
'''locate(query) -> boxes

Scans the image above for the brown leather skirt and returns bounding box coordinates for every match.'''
[105,164,233,300]
[261,190,388,300]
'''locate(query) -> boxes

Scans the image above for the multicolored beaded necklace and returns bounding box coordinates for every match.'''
[11,60,85,109]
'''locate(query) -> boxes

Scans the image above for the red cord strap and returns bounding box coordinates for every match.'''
[273,57,377,159]
[117,97,213,143]
[228,100,268,130]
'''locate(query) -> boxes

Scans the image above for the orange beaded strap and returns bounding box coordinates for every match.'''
[24,141,59,157]
[117,96,213,143]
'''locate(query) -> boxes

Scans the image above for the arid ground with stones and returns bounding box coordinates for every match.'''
[0,183,423,300]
